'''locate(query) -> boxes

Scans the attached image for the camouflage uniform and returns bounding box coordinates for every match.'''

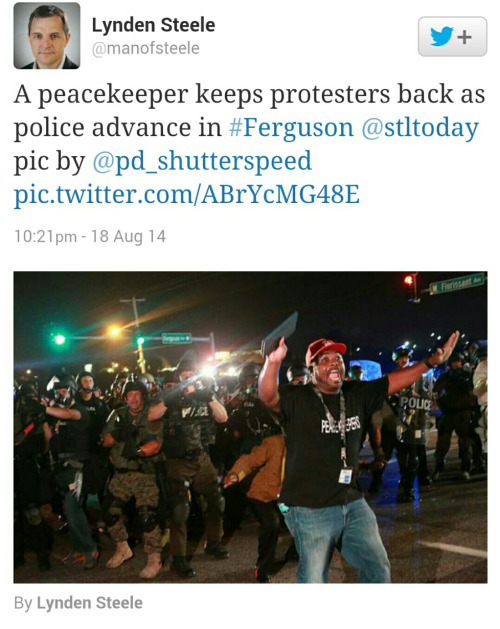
[103,406,163,554]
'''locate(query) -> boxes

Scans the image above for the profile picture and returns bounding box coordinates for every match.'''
[13,3,80,69]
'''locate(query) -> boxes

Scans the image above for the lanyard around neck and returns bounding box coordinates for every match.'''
[313,387,348,468]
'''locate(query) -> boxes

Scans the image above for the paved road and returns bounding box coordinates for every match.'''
[14,433,486,584]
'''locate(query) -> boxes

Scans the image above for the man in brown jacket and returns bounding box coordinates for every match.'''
[224,428,285,582]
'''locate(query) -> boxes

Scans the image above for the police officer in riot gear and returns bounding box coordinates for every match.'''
[227,363,283,457]
[393,347,432,499]
[75,371,108,421]
[369,346,431,496]
[432,351,483,481]
[162,359,229,578]
[393,380,432,502]
[102,380,164,579]
[225,362,276,455]
[105,371,129,410]
[137,372,160,398]
[349,364,364,382]
[14,381,51,571]
[41,376,99,569]
[75,371,110,498]
[239,362,261,389]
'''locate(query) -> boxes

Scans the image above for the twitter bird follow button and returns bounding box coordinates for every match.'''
[419,17,487,56]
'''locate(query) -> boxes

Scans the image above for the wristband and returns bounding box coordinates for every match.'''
[423,358,434,370]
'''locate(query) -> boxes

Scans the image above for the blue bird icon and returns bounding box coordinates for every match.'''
[431,26,454,46]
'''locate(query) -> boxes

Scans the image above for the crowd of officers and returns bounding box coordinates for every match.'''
[364,341,487,502]
[14,341,487,582]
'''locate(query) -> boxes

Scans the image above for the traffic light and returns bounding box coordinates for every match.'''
[51,332,67,345]
[134,332,145,346]
[403,273,418,303]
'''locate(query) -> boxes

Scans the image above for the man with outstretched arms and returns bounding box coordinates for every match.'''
[258,331,459,583]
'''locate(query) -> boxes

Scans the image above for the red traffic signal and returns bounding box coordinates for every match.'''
[403,273,418,302]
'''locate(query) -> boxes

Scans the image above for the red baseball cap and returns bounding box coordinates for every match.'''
[305,339,347,367]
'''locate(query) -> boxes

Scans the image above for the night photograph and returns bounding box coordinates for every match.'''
[14,271,487,584]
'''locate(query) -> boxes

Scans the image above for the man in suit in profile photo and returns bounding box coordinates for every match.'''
[22,4,78,69]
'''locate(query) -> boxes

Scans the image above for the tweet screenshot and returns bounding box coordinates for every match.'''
[4,0,496,622]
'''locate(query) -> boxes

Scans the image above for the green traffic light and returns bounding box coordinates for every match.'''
[135,335,145,346]
[53,334,66,345]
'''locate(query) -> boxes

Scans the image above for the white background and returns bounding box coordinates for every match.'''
[2,0,496,624]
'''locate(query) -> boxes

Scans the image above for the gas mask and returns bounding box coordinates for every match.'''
[54,390,72,407]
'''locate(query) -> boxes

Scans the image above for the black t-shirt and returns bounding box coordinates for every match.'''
[278,378,388,508]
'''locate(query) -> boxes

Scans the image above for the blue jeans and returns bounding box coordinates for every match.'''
[283,498,390,583]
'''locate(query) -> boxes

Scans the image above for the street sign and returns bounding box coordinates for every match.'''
[161,333,192,344]
[429,273,485,296]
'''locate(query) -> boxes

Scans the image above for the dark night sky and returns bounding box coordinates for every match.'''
[14,272,487,383]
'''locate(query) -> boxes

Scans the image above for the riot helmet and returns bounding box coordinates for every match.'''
[449,351,465,367]
[52,376,77,407]
[18,381,40,399]
[469,340,487,362]
[392,346,413,362]
[122,379,148,400]
[160,370,177,390]
[286,362,310,385]
[231,409,282,442]
[111,371,129,396]
[238,362,261,391]
[349,364,364,382]
[76,370,95,392]
[176,359,197,382]
[112,371,129,385]
[137,372,156,391]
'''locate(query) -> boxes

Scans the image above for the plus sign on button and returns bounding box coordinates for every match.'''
[419,17,487,56]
